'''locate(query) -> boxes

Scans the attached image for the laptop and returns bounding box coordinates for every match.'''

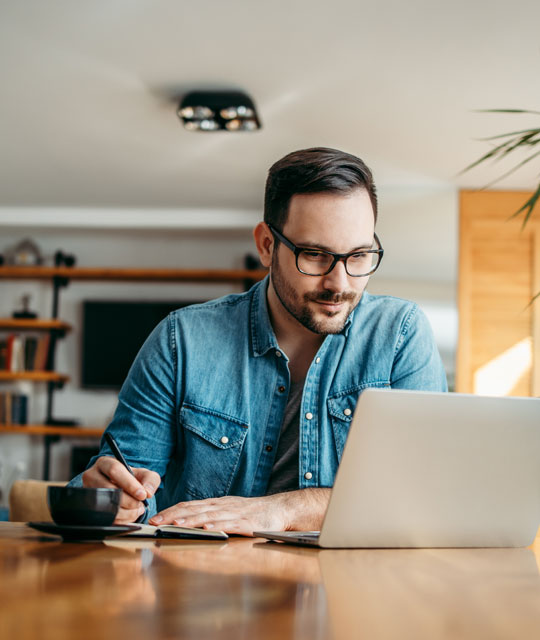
[255,389,540,548]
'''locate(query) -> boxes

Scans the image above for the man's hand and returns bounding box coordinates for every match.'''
[148,488,331,536]
[82,456,161,524]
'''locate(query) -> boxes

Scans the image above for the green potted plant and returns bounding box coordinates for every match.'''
[463,109,540,227]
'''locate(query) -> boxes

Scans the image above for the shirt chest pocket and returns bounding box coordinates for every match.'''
[179,404,249,500]
[328,383,390,461]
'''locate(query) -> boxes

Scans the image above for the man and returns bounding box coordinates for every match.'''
[74,147,447,535]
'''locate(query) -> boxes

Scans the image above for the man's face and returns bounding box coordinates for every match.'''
[270,189,376,335]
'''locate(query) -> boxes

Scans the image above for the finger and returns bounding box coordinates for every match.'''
[115,503,146,525]
[119,493,144,511]
[132,468,161,498]
[149,496,246,525]
[149,501,220,525]
[203,518,253,536]
[83,465,142,510]
[96,457,148,501]
[172,510,224,528]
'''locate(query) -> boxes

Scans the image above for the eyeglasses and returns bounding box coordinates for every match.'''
[268,224,384,277]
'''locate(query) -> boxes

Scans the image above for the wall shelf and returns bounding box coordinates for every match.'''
[0,425,104,437]
[0,371,69,383]
[0,319,72,332]
[1,264,266,479]
[0,266,267,283]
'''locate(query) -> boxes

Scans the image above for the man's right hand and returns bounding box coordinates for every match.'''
[82,456,161,524]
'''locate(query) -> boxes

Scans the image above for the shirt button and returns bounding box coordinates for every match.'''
[220,436,229,444]
[278,385,286,393]
[344,408,352,416]
[305,412,313,420]
[275,351,282,358]
[304,472,313,480]
[266,445,273,452]
[315,357,321,364]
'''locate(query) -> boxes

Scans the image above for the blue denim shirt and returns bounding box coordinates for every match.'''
[70,277,447,518]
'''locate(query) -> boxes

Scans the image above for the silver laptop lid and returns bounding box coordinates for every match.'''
[319,389,540,548]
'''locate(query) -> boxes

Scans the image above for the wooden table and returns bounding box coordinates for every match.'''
[1,522,540,640]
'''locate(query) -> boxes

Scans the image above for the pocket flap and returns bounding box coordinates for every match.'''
[328,382,390,421]
[328,396,356,422]
[328,383,390,461]
[179,404,249,449]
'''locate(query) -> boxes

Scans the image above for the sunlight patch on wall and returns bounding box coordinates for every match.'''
[474,337,532,397]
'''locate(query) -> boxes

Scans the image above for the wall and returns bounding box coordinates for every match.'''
[0,187,458,498]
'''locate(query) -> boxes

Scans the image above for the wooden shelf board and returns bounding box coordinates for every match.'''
[0,425,104,437]
[0,319,72,331]
[0,371,69,383]
[0,266,268,283]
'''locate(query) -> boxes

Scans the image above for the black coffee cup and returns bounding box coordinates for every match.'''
[47,486,122,526]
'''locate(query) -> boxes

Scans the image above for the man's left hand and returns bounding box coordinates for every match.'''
[148,488,330,536]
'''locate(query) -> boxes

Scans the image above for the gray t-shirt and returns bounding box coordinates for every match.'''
[265,379,304,495]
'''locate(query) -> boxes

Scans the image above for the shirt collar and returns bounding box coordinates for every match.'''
[250,275,363,353]
[250,276,280,357]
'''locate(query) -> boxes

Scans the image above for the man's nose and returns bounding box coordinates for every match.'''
[321,259,349,291]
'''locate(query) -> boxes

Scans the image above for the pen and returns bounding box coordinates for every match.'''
[104,432,149,508]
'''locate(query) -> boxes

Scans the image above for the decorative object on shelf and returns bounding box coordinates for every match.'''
[244,253,263,270]
[54,250,77,268]
[178,90,261,132]
[12,294,38,319]
[243,254,264,291]
[4,238,44,266]
[45,418,78,427]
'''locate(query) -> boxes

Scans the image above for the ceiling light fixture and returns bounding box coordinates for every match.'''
[178,90,261,132]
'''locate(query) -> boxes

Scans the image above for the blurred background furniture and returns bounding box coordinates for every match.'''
[9,479,65,522]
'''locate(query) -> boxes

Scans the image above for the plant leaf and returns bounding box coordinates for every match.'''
[481,150,540,190]
[460,133,540,174]
[463,108,540,228]
[460,137,524,173]
[479,128,540,141]
[509,182,540,228]
[524,289,540,310]
[474,109,540,115]
[497,134,540,163]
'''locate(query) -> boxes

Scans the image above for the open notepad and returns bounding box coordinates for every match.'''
[124,523,228,540]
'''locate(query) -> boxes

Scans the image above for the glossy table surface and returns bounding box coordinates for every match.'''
[1,522,540,640]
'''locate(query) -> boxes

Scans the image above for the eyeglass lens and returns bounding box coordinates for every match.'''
[297,248,380,276]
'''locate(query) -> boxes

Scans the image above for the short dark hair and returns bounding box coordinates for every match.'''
[264,147,378,231]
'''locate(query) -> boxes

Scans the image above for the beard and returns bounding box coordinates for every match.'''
[270,253,362,335]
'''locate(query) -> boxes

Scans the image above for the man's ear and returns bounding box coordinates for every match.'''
[253,222,274,269]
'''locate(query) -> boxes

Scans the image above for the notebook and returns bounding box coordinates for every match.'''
[255,389,540,548]
[123,523,228,540]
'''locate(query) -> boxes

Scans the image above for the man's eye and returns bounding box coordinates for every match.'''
[348,252,369,262]
[302,250,327,261]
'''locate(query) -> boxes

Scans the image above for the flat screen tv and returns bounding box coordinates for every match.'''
[81,300,200,390]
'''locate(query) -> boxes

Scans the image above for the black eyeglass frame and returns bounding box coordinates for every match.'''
[267,224,384,277]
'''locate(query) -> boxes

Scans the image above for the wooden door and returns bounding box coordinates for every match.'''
[457,190,540,396]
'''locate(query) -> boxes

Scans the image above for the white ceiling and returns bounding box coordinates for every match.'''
[1,0,540,211]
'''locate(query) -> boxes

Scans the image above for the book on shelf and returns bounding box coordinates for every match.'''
[122,523,228,540]
[10,336,24,372]
[24,337,39,371]
[33,334,51,371]
[0,339,7,370]
[0,333,51,372]
[0,391,29,425]
[5,334,17,371]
